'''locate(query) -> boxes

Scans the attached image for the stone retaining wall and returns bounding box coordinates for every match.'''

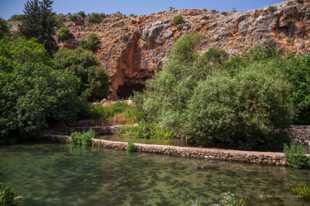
[92,139,287,166]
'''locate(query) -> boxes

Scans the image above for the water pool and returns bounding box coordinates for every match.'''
[0,143,309,205]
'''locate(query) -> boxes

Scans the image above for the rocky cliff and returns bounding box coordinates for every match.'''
[64,0,310,99]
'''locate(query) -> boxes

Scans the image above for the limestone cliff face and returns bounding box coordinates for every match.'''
[65,0,310,99]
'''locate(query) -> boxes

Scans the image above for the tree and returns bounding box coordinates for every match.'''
[53,48,109,101]
[19,0,57,54]
[186,64,293,150]
[0,38,82,143]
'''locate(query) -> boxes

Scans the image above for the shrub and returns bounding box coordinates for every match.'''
[284,144,309,169]
[172,14,184,25]
[0,184,18,206]
[127,142,136,153]
[186,64,293,149]
[290,185,310,200]
[53,48,109,101]
[80,33,101,52]
[88,13,105,24]
[220,192,247,206]
[71,130,95,146]
[120,122,173,144]
[68,12,85,24]
[87,102,143,124]
[57,27,73,42]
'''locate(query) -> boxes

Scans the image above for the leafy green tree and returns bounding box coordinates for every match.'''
[19,0,57,54]
[186,64,293,149]
[0,38,82,143]
[53,48,109,101]
[280,55,310,124]
[80,33,101,52]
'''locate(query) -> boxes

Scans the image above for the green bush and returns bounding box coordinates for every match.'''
[71,130,95,146]
[290,185,310,200]
[80,33,101,52]
[0,38,83,142]
[284,144,309,169]
[120,121,173,144]
[127,142,136,153]
[88,13,105,24]
[172,14,184,25]
[0,184,18,206]
[53,48,109,101]
[186,64,293,149]
[57,27,73,42]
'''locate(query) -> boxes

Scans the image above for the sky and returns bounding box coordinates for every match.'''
[0,0,283,19]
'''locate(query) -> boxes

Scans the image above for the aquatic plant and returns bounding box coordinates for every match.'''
[71,130,95,146]
[290,185,310,200]
[0,184,18,206]
[127,142,136,153]
[220,192,247,206]
[284,144,309,169]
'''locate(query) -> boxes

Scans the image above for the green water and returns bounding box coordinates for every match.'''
[0,144,310,206]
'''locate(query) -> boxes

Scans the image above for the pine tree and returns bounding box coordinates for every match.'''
[19,0,57,54]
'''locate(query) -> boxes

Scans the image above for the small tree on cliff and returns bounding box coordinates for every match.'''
[19,0,57,54]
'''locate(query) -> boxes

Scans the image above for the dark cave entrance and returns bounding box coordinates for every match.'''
[117,81,145,99]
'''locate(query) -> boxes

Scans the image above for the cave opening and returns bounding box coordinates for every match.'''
[117,81,145,99]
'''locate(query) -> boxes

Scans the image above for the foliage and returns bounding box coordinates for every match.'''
[0,184,18,206]
[220,192,247,206]
[19,0,57,54]
[127,142,136,153]
[186,64,293,149]
[87,13,105,24]
[138,33,296,150]
[57,26,72,42]
[280,55,310,124]
[120,121,173,145]
[284,144,309,169]
[0,38,82,142]
[54,14,65,27]
[71,130,95,146]
[0,19,10,39]
[80,33,101,52]
[88,102,143,124]
[53,48,109,101]
[0,37,50,70]
[172,14,184,25]
[290,185,310,200]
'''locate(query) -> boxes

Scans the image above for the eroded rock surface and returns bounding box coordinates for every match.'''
[64,0,310,99]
